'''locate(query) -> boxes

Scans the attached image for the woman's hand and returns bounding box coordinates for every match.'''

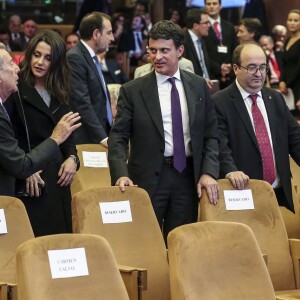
[57,156,77,187]
[26,171,45,197]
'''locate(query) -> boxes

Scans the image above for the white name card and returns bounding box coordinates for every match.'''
[82,151,108,168]
[48,248,89,279]
[99,200,132,224]
[0,209,8,234]
[224,189,254,210]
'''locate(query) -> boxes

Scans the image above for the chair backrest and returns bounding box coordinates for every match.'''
[72,187,170,300]
[71,144,111,196]
[16,234,129,300]
[168,221,276,300]
[0,196,34,283]
[200,179,296,291]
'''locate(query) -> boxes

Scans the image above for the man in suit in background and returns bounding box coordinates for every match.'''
[203,0,236,89]
[213,43,300,212]
[109,21,219,242]
[8,14,23,51]
[67,12,114,146]
[0,44,81,196]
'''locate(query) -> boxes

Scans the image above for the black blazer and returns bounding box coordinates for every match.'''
[67,41,111,144]
[102,59,129,85]
[0,100,60,196]
[108,70,219,197]
[213,82,300,211]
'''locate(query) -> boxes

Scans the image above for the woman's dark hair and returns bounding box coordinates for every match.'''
[20,30,70,104]
[240,18,263,42]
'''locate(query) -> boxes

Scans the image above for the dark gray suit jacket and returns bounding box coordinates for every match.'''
[213,82,300,211]
[67,41,110,144]
[108,70,219,198]
[0,103,60,196]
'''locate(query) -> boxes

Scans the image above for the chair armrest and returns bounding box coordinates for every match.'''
[289,239,300,288]
[118,265,147,300]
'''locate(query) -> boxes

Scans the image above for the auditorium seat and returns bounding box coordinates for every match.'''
[71,144,111,196]
[16,234,129,300]
[199,179,300,297]
[168,221,276,300]
[72,186,170,300]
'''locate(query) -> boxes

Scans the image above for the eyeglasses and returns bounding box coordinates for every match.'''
[239,64,269,74]
[199,21,210,25]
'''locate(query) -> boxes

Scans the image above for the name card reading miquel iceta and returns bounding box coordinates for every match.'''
[82,151,108,168]
[0,209,8,234]
[48,248,89,279]
[99,200,133,224]
[224,189,254,210]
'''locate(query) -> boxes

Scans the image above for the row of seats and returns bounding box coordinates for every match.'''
[1,180,300,299]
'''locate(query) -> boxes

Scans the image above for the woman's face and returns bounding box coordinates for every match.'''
[237,24,254,44]
[30,41,52,81]
[287,12,300,33]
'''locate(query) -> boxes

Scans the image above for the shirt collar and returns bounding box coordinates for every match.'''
[209,16,221,24]
[235,79,262,100]
[155,68,181,85]
[81,39,96,58]
[188,29,200,43]
[0,98,3,105]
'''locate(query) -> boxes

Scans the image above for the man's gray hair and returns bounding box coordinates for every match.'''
[0,42,6,50]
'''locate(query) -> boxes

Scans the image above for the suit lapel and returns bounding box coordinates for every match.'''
[230,83,260,150]
[141,72,164,138]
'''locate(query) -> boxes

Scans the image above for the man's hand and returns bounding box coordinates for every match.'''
[50,112,81,145]
[197,174,219,205]
[225,171,249,190]
[115,176,138,192]
[26,171,45,197]
[279,81,288,95]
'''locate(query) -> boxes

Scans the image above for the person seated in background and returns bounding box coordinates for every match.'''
[237,18,263,44]
[168,8,184,27]
[97,51,129,84]
[65,32,80,51]
[7,14,23,51]
[21,19,38,50]
[0,25,15,52]
[259,35,283,89]
[272,24,287,52]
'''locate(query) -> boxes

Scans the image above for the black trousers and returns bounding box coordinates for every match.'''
[151,157,198,244]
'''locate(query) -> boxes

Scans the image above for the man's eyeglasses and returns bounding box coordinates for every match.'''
[239,64,269,75]
[199,21,210,25]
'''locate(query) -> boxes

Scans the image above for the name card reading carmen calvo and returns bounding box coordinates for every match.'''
[0,209,8,234]
[82,151,108,168]
[224,189,254,210]
[48,247,89,279]
[99,200,133,224]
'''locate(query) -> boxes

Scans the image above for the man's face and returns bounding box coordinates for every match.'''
[259,37,274,53]
[23,20,37,39]
[148,38,184,77]
[234,44,267,94]
[194,14,211,38]
[131,16,143,31]
[9,17,21,33]
[205,0,222,19]
[237,25,254,44]
[95,18,114,53]
[66,34,79,50]
[0,50,20,100]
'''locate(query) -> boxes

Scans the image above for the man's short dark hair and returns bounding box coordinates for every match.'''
[79,12,110,40]
[232,42,266,66]
[204,0,222,5]
[186,8,208,29]
[239,18,262,42]
[147,20,184,49]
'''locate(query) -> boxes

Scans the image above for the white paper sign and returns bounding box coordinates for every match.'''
[0,209,8,234]
[224,189,254,210]
[82,151,108,168]
[48,248,89,279]
[99,200,132,224]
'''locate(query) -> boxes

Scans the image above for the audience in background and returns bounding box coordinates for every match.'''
[279,9,300,112]
[65,32,80,51]
[168,8,184,27]
[272,24,287,52]
[21,19,38,50]
[0,25,13,52]
[237,18,263,44]
[5,30,79,237]
[8,14,23,51]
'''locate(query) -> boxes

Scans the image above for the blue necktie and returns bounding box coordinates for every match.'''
[168,78,186,173]
[93,55,113,126]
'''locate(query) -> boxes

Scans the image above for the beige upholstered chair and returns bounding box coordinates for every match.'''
[16,234,129,300]
[168,221,276,300]
[199,179,300,298]
[71,144,111,196]
[72,187,170,300]
[0,196,34,283]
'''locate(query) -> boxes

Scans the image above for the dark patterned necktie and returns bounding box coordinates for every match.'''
[250,94,276,184]
[168,77,186,173]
